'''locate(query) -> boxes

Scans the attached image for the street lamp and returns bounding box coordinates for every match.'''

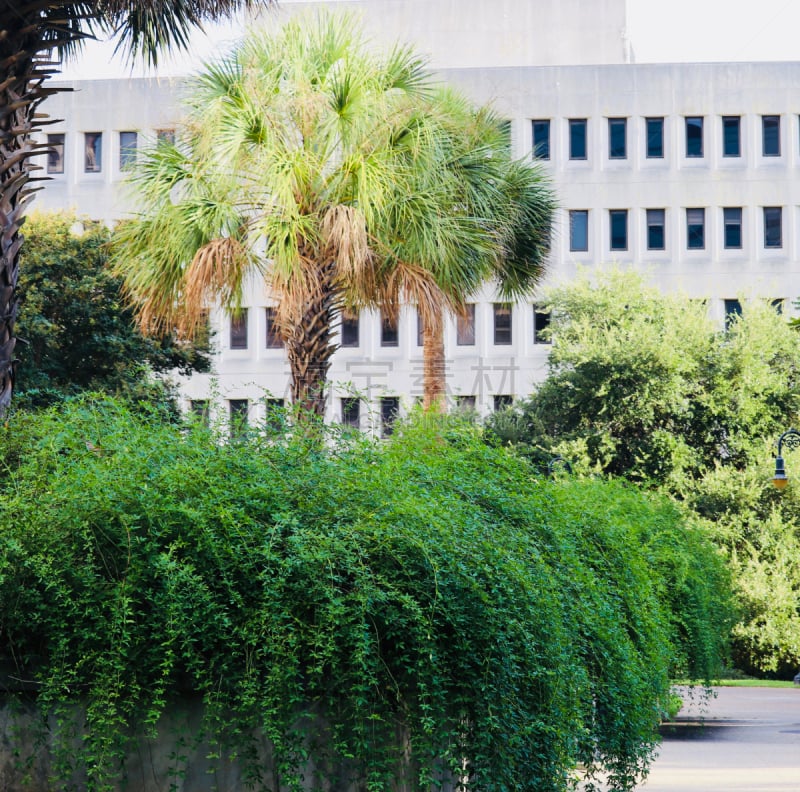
[772,428,800,490]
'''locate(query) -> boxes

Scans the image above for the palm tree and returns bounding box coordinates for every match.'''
[375,95,555,410]
[113,12,555,417]
[0,0,268,416]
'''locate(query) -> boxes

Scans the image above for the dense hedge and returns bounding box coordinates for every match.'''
[0,399,730,791]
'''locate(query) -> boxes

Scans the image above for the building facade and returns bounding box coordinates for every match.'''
[31,0,800,430]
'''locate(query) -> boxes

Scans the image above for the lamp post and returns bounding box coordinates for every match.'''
[772,428,800,490]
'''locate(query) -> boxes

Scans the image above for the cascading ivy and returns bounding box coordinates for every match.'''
[0,398,730,791]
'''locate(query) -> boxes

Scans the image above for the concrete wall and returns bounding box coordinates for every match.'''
[0,695,441,791]
[258,0,630,69]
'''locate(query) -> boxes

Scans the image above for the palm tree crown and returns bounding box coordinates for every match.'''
[113,11,555,416]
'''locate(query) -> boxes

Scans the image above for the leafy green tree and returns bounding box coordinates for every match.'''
[112,12,555,415]
[0,0,269,416]
[15,211,210,409]
[487,268,800,673]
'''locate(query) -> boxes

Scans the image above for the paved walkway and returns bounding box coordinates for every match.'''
[637,686,800,791]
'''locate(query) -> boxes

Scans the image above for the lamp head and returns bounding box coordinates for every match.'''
[773,455,789,490]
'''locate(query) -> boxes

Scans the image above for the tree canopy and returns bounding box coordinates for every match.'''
[487,268,800,673]
[15,212,210,410]
[112,11,554,415]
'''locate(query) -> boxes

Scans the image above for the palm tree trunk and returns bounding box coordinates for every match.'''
[0,10,64,415]
[283,260,338,417]
[422,317,446,412]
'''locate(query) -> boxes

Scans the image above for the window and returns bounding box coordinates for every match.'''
[533,305,551,344]
[156,129,175,145]
[380,313,398,347]
[722,116,741,157]
[230,309,248,349]
[685,117,703,157]
[771,298,785,315]
[457,304,476,346]
[645,117,664,158]
[723,208,742,249]
[84,132,102,172]
[456,395,477,412]
[646,209,665,250]
[608,118,627,159]
[762,115,781,156]
[569,119,587,160]
[229,399,249,438]
[380,397,399,437]
[493,395,513,411]
[264,399,285,430]
[189,399,210,426]
[764,207,782,248]
[569,210,589,252]
[724,299,742,330]
[341,397,360,429]
[340,311,359,347]
[686,208,705,249]
[609,209,628,251]
[47,133,65,174]
[493,303,512,345]
[265,307,283,348]
[416,310,424,347]
[532,119,550,159]
[119,131,138,170]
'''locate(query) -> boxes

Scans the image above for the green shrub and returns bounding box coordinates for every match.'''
[0,399,725,790]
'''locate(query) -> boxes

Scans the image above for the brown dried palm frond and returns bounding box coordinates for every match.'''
[373,260,461,333]
[322,203,373,282]
[180,236,253,336]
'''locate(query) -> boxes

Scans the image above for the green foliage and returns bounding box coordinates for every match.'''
[0,399,723,791]
[487,268,800,673]
[15,212,210,410]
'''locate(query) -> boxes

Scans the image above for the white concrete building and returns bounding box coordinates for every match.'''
[31,0,800,431]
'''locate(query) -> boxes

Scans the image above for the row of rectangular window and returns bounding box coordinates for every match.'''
[45,129,175,174]
[229,305,552,350]
[533,115,785,161]
[569,206,785,252]
[208,393,513,439]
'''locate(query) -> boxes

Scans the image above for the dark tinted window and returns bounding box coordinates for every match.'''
[340,311,359,347]
[722,116,740,157]
[569,119,587,160]
[265,307,283,348]
[533,306,551,344]
[532,119,550,159]
[608,118,627,159]
[762,116,780,156]
[47,133,65,174]
[380,397,399,437]
[569,210,588,251]
[342,397,360,428]
[381,313,398,347]
[646,209,665,250]
[686,117,703,157]
[723,207,742,249]
[646,117,664,158]
[230,309,248,349]
[764,207,782,248]
[610,210,628,251]
[687,208,705,249]
[493,303,512,345]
